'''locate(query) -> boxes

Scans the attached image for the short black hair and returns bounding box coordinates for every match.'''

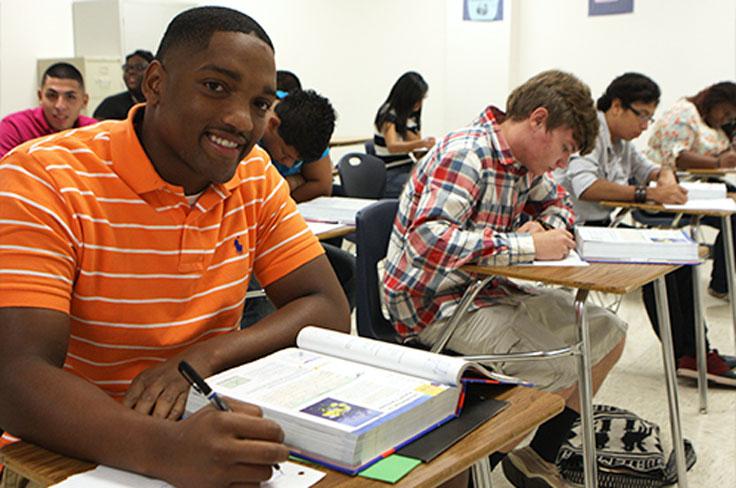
[275,90,336,162]
[155,6,273,64]
[126,49,154,63]
[41,62,85,89]
[597,73,660,111]
[277,70,302,94]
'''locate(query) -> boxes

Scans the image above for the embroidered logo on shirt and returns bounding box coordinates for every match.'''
[234,237,243,254]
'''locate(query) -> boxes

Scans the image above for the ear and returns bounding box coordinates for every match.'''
[610,98,623,114]
[141,60,164,106]
[267,115,280,132]
[37,88,43,102]
[81,93,89,109]
[529,106,549,131]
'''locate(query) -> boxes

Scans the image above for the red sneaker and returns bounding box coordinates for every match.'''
[677,351,736,387]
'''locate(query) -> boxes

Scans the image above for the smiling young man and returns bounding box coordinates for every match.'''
[0,6,349,487]
[0,62,96,157]
[94,49,154,120]
[382,70,627,487]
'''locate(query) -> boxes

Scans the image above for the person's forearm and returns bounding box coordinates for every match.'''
[675,150,718,169]
[579,179,636,202]
[197,291,349,376]
[0,356,170,478]
[290,180,332,203]
[386,138,427,154]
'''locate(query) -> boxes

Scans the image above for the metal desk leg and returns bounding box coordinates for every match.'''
[431,276,493,354]
[722,216,736,352]
[654,276,689,487]
[691,219,708,413]
[574,289,597,488]
[691,261,708,413]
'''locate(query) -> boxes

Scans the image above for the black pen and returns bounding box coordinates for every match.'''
[178,360,230,411]
[178,361,281,472]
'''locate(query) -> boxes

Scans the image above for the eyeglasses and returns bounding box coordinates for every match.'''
[122,63,148,73]
[627,106,655,124]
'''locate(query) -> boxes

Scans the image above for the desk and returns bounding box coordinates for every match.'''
[329,137,371,148]
[456,261,690,488]
[308,222,356,241]
[0,387,563,488]
[684,167,736,177]
[600,199,736,412]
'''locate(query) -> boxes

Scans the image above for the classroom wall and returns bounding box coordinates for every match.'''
[0,0,734,146]
[511,0,736,147]
[0,0,76,116]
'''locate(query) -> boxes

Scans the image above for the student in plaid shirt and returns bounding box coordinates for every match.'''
[382,70,627,488]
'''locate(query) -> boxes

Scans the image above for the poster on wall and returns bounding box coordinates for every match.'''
[463,0,503,22]
[588,0,633,16]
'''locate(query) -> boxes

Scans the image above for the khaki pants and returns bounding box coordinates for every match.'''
[418,288,627,391]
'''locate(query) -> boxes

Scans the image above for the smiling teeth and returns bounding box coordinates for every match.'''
[209,134,238,149]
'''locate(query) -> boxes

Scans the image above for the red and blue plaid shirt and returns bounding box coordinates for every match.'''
[382,106,576,336]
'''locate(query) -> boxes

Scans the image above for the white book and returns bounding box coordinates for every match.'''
[663,198,736,212]
[575,226,698,264]
[184,327,526,474]
[297,196,376,225]
[650,181,727,200]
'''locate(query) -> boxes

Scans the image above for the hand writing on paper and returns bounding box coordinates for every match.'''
[650,183,688,205]
[532,228,576,260]
[159,399,289,488]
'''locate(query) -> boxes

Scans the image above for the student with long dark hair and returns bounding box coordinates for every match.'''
[647,82,736,299]
[373,71,435,197]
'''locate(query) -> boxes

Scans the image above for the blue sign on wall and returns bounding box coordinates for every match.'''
[463,0,503,22]
[588,0,634,16]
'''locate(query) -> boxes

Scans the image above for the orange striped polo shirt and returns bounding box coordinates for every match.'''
[0,106,323,398]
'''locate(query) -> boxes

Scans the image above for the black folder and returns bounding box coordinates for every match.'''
[396,383,511,462]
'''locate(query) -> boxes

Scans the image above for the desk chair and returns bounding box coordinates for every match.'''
[355,200,580,487]
[364,140,376,156]
[337,153,387,199]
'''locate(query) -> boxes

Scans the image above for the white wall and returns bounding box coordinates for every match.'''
[512,0,736,147]
[0,0,734,146]
[0,0,76,116]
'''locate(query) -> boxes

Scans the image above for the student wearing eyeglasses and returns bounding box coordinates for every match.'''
[558,73,736,387]
[93,50,154,120]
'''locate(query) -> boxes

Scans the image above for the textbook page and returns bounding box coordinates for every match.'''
[527,250,589,267]
[52,462,325,487]
[650,181,727,200]
[200,347,454,435]
[298,197,375,225]
[297,326,466,385]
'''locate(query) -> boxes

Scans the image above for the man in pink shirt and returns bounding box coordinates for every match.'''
[0,62,97,157]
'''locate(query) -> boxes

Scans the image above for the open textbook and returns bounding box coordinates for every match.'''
[575,226,698,264]
[185,327,526,474]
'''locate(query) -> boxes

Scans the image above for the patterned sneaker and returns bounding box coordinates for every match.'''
[502,446,569,488]
[677,351,736,387]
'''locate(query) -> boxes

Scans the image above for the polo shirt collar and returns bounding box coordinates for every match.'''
[109,104,246,197]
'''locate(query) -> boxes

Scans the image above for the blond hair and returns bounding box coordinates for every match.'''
[506,70,598,155]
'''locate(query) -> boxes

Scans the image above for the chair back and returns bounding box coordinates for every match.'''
[355,199,400,342]
[338,152,386,199]
[364,140,376,156]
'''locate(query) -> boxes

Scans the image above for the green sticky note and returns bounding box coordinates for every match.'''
[358,455,422,483]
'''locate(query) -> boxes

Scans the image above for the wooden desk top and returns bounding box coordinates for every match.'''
[464,261,678,295]
[685,167,736,176]
[599,199,735,217]
[0,387,563,488]
[329,137,371,148]
[314,225,355,241]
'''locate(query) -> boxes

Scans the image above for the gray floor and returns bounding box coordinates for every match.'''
[491,263,736,487]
